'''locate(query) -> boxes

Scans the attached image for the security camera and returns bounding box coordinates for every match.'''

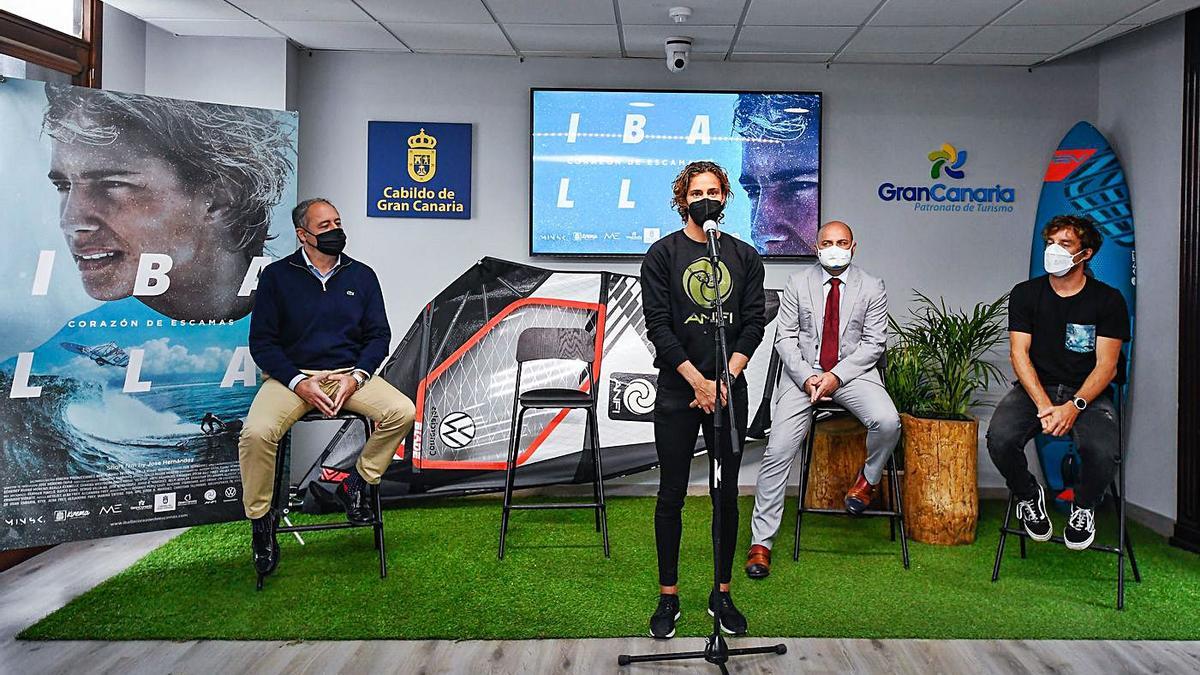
[666,36,692,73]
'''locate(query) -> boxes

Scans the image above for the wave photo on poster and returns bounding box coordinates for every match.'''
[0,78,298,550]
[530,89,822,258]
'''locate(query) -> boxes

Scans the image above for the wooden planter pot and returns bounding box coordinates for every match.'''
[900,413,979,545]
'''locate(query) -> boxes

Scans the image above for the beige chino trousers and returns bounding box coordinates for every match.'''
[238,369,415,519]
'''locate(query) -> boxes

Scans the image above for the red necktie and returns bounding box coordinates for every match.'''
[819,278,841,372]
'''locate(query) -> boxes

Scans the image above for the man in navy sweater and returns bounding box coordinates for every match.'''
[240,197,415,578]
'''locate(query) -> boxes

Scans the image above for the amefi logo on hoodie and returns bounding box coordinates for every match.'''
[877,143,1017,214]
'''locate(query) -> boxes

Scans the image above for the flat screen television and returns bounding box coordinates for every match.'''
[530,88,821,258]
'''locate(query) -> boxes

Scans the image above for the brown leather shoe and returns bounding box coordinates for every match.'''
[745,544,771,579]
[844,471,877,516]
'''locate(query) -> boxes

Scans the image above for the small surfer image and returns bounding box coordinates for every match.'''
[201,412,243,437]
[59,341,130,367]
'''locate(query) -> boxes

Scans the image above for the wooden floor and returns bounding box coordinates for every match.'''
[2,530,1198,674]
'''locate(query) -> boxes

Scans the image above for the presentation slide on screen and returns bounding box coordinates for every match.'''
[531,89,821,258]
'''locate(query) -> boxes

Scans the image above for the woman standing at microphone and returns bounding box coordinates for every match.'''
[639,161,766,639]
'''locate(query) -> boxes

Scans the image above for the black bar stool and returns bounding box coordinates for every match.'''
[793,402,910,569]
[498,326,609,559]
[260,409,386,590]
[991,385,1140,609]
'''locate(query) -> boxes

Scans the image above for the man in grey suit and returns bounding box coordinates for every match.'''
[745,221,901,579]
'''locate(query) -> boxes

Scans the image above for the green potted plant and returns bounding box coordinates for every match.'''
[885,291,1008,545]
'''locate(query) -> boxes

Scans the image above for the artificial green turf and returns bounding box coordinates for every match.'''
[18,497,1200,641]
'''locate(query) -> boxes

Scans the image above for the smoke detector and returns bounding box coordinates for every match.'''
[669,6,692,24]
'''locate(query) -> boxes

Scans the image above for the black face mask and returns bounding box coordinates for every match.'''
[303,227,346,256]
[687,198,724,227]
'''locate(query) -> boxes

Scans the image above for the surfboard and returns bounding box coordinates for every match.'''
[1029,121,1136,510]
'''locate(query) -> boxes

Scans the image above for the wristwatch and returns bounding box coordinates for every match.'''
[351,371,368,388]
[1071,396,1087,411]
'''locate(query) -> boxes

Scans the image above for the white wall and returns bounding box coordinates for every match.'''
[1097,17,1185,520]
[100,4,145,94]
[143,25,288,110]
[294,51,1099,490]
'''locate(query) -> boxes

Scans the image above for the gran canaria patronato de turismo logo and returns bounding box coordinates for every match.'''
[877,142,1016,213]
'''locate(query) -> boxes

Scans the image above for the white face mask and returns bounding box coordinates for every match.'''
[817,245,853,270]
[1044,243,1083,277]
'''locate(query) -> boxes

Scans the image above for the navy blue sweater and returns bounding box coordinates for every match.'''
[249,250,391,385]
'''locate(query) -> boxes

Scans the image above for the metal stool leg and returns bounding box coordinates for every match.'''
[1110,479,1142,584]
[793,421,815,562]
[499,408,526,560]
[888,456,910,569]
[590,409,601,533]
[992,493,1015,582]
[374,483,387,579]
[589,407,610,558]
[887,459,896,542]
[1116,473,1127,609]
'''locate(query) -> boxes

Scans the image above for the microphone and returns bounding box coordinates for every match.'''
[702,219,719,261]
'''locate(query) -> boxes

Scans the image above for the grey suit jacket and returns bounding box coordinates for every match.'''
[774,263,888,389]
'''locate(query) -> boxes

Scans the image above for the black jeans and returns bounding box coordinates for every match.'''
[985,384,1119,509]
[653,382,748,587]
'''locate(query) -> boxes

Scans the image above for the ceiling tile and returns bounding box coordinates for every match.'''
[486,0,615,24]
[622,24,736,56]
[735,26,858,52]
[268,21,407,50]
[617,0,745,25]
[228,0,368,21]
[505,24,620,53]
[101,0,245,21]
[996,0,1155,26]
[150,18,281,38]
[843,25,976,53]
[837,52,943,64]
[745,0,882,26]
[383,22,512,54]
[956,24,1104,53]
[356,0,494,23]
[729,52,833,63]
[1119,0,1200,25]
[1058,23,1142,55]
[936,52,1052,66]
[870,0,1014,26]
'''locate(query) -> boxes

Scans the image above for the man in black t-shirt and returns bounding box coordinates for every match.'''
[639,160,766,639]
[986,215,1130,552]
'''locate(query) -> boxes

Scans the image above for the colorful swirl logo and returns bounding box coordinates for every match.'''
[928,143,967,180]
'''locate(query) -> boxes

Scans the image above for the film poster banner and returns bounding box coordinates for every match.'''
[367,120,472,219]
[0,78,298,550]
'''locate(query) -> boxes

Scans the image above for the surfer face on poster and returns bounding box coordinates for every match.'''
[734,93,821,257]
[42,86,295,322]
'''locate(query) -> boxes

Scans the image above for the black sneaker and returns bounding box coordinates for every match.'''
[1015,484,1053,542]
[1064,504,1096,551]
[708,590,748,635]
[649,593,680,639]
[251,510,279,577]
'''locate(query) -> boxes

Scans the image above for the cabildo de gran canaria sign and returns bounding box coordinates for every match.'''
[367,121,472,219]
[877,143,1017,214]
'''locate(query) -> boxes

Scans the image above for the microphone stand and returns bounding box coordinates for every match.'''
[619,221,786,673]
